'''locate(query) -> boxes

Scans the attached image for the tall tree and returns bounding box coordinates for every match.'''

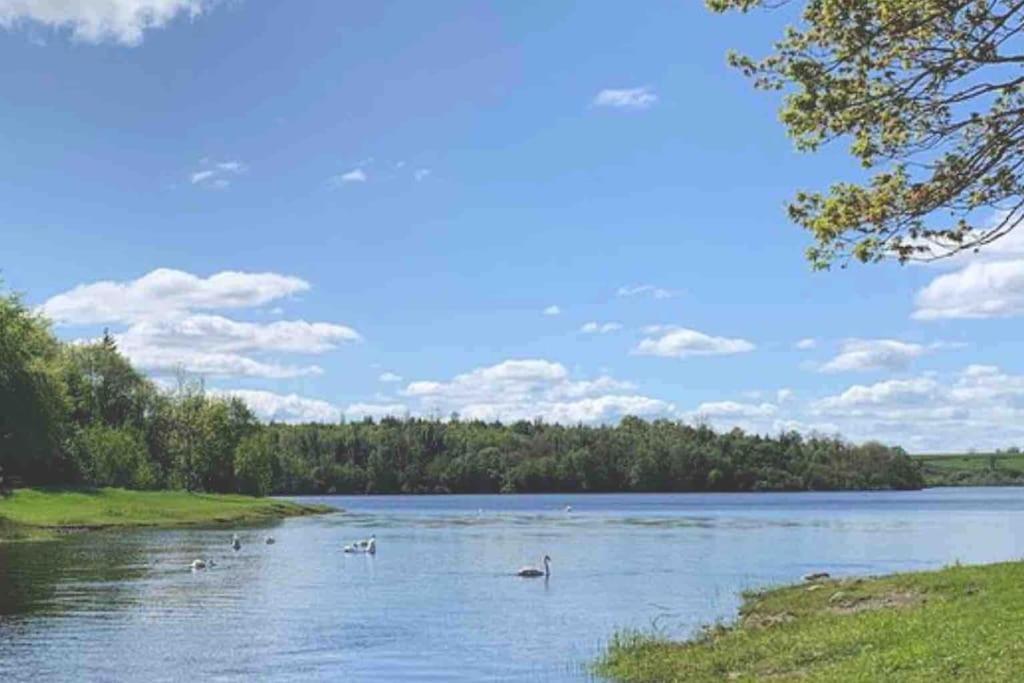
[708,0,1024,268]
[0,291,69,483]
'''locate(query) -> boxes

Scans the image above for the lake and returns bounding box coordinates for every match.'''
[2,488,1023,681]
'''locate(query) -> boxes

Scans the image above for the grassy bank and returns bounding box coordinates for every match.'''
[915,452,1024,487]
[598,560,1024,682]
[0,487,332,542]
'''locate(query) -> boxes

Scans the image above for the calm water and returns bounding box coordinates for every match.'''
[2,488,1024,681]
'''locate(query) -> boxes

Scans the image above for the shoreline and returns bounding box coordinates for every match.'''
[596,559,1024,681]
[0,487,334,542]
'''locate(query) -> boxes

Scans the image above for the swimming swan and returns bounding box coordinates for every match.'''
[191,559,207,570]
[517,555,551,578]
[231,534,241,551]
[344,535,376,554]
[265,536,276,545]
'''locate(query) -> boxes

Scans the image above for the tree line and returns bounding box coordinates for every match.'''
[1,289,924,495]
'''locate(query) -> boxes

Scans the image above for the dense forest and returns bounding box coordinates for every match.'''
[1,288,924,495]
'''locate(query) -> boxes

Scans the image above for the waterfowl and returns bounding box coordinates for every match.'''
[190,559,207,570]
[564,505,573,513]
[344,534,376,554]
[265,536,276,545]
[517,555,551,578]
[231,534,241,551]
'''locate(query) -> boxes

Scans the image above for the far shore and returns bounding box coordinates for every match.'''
[0,487,334,542]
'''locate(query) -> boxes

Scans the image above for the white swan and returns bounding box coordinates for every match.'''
[232,534,241,551]
[191,559,207,570]
[344,534,376,554]
[517,555,550,578]
[564,505,572,513]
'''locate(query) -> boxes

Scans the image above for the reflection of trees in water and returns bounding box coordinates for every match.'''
[0,532,151,617]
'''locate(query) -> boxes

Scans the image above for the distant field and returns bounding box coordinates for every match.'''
[913,452,1024,487]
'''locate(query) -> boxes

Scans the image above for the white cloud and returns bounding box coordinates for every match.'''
[118,314,360,354]
[414,168,431,181]
[819,339,926,373]
[216,391,409,424]
[344,403,409,421]
[378,372,403,383]
[215,389,342,423]
[333,168,367,184]
[400,358,674,424]
[677,364,1024,452]
[617,284,674,299]
[909,209,1024,265]
[914,259,1024,319]
[190,159,245,188]
[0,0,216,45]
[795,338,818,350]
[815,377,941,412]
[126,347,322,379]
[41,268,309,325]
[43,268,359,380]
[593,86,658,110]
[633,327,755,359]
[696,401,778,418]
[543,305,561,316]
[580,321,622,334]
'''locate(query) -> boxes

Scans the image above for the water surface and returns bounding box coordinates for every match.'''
[2,488,1023,681]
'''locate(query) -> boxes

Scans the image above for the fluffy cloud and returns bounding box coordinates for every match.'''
[908,209,1024,265]
[819,339,926,373]
[804,367,1024,450]
[0,0,215,45]
[414,168,431,181]
[213,391,407,424]
[119,345,323,379]
[696,401,778,418]
[593,86,658,110]
[910,210,1024,319]
[119,315,360,354]
[675,364,1024,452]
[214,389,342,423]
[42,268,309,325]
[543,305,561,316]
[580,321,622,334]
[378,372,403,383]
[617,284,674,299]
[111,314,359,378]
[633,327,755,359]
[401,358,674,424]
[795,338,818,350]
[42,268,359,380]
[914,259,1024,319]
[815,377,941,412]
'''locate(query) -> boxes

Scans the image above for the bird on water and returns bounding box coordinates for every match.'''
[516,555,551,578]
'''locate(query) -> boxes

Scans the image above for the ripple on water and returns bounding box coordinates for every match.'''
[2,489,1024,682]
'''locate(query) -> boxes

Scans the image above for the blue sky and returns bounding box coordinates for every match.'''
[3,0,1024,452]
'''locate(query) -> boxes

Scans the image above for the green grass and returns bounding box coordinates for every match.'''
[0,487,332,541]
[597,561,1024,682]
[913,452,1024,487]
